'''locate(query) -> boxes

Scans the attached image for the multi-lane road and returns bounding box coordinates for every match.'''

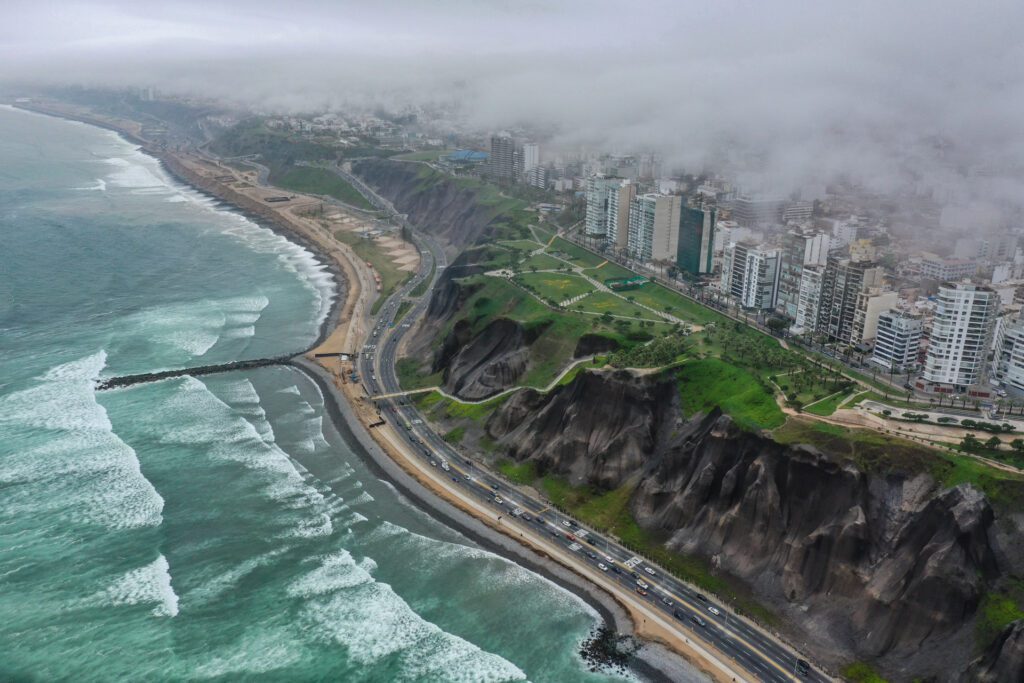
[353,228,828,683]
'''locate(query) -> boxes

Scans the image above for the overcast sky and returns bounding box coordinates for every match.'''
[3,0,1023,207]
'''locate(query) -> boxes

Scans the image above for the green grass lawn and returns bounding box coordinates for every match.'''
[803,389,857,416]
[498,239,544,252]
[334,230,414,314]
[545,237,607,268]
[840,663,888,683]
[677,359,785,430]
[392,149,456,161]
[518,271,595,303]
[626,282,727,325]
[395,357,443,390]
[274,166,375,210]
[520,252,566,272]
[582,292,661,320]
[583,260,635,281]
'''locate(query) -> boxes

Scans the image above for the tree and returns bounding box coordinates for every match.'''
[985,436,1002,451]
[1011,438,1024,454]
[961,433,982,452]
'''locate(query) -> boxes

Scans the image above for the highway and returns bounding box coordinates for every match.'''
[350,223,828,682]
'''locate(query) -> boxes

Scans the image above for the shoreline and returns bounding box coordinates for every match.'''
[14,101,717,682]
[290,358,704,683]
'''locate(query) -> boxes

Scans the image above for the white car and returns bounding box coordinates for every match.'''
[597,563,608,572]
[636,579,649,590]
[561,520,573,528]
[493,496,504,505]
[643,567,657,576]
[603,555,615,564]
[707,606,720,616]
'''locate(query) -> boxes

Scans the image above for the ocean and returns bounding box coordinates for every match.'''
[0,105,627,682]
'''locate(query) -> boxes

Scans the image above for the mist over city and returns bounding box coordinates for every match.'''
[4,0,1024,209]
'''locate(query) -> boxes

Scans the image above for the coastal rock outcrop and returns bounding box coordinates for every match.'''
[437,318,531,400]
[486,368,1004,680]
[962,620,1024,682]
[353,159,504,251]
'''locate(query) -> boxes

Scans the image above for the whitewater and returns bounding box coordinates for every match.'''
[0,105,625,681]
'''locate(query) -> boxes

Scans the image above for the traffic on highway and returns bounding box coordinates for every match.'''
[352,222,825,683]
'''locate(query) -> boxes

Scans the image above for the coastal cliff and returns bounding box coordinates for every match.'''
[353,159,509,251]
[484,368,1023,680]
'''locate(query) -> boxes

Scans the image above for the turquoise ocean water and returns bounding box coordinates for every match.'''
[0,105,626,682]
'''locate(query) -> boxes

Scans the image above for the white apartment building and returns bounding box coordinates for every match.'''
[923,282,1000,389]
[996,320,1024,393]
[521,143,540,173]
[584,176,615,236]
[919,253,977,281]
[627,193,682,261]
[793,266,823,334]
[871,310,922,372]
[723,242,781,310]
[606,180,635,250]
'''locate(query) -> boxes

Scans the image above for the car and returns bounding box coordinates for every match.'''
[597,563,608,572]
[411,419,423,425]
[707,606,720,616]
[586,551,597,560]
[549,530,559,537]
[561,520,573,528]
[451,476,459,483]
[512,508,524,517]
[430,461,437,467]
[493,496,504,505]
[689,615,707,628]
[643,567,656,576]
[636,579,649,590]
[490,484,499,491]
[673,609,687,621]
[611,566,621,574]
[631,572,640,580]
[661,597,674,607]
[694,593,707,602]
[603,555,614,564]
[463,474,472,481]
[522,514,532,522]
[440,461,450,471]
[795,659,811,676]
[635,587,648,596]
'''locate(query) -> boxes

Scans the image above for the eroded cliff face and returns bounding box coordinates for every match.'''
[353,159,503,251]
[486,368,1007,680]
[964,620,1024,682]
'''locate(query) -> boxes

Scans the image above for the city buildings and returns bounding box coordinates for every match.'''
[871,310,923,373]
[851,288,899,345]
[728,195,783,226]
[676,206,716,277]
[627,193,681,261]
[922,282,999,389]
[723,242,781,310]
[521,142,540,173]
[919,253,978,282]
[817,253,886,344]
[793,266,823,334]
[606,180,636,250]
[584,176,616,237]
[996,319,1024,393]
[777,228,831,319]
[487,134,521,181]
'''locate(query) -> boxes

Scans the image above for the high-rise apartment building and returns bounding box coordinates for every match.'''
[923,282,999,389]
[584,176,615,237]
[817,254,886,344]
[521,142,540,173]
[606,181,636,250]
[627,194,682,261]
[871,310,923,372]
[723,242,780,310]
[996,319,1024,393]
[488,135,521,181]
[793,266,823,334]
[676,206,716,277]
[851,289,898,345]
[777,228,831,319]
